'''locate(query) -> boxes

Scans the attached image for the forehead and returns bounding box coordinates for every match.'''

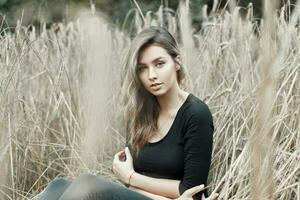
[138,45,170,64]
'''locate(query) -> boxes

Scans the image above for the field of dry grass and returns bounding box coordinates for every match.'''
[0,1,299,199]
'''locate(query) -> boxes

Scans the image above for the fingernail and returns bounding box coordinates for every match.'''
[199,184,204,188]
[216,193,219,197]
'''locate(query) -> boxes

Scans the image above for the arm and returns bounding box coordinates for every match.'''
[124,104,214,199]
[129,185,173,200]
[114,145,181,198]
[129,184,217,200]
[128,104,214,200]
[178,103,214,200]
[130,172,181,199]
[125,135,181,198]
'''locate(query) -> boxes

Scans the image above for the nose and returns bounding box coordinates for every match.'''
[148,67,157,80]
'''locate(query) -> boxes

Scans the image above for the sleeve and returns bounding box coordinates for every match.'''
[178,104,214,200]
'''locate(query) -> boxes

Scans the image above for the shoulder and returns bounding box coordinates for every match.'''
[180,94,214,135]
[184,94,213,122]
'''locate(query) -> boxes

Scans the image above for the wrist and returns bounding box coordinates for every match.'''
[128,171,135,186]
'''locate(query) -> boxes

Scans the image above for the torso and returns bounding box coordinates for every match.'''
[147,112,176,143]
[126,92,214,180]
[147,91,190,143]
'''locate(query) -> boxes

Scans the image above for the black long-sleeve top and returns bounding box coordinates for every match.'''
[126,93,214,199]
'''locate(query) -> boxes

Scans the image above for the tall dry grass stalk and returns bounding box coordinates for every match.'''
[249,0,278,199]
[0,1,299,199]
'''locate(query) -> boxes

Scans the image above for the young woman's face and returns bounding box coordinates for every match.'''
[137,45,179,96]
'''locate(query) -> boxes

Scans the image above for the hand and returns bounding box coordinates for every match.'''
[175,184,219,200]
[201,191,219,200]
[112,146,135,184]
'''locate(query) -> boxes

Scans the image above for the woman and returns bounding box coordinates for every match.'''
[36,26,218,200]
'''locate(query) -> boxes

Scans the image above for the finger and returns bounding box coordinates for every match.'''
[116,150,125,155]
[119,152,125,158]
[208,193,219,200]
[186,184,205,196]
[119,153,126,161]
[113,155,120,165]
[201,193,205,200]
[114,150,125,159]
[120,151,126,157]
[125,146,130,154]
[125,147,132,160]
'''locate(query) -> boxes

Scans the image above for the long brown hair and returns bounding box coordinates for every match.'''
[120,26,188,155]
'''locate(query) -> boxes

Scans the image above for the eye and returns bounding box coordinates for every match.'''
[156,62,165,67]
[138,65,147,72]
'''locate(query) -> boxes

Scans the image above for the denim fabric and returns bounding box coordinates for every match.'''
[36,173,152,200]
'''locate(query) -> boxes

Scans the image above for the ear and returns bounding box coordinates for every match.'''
[174,55,182,71]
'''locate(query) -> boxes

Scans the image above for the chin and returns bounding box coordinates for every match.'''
[149,89,167,97]
[151,93,164,97]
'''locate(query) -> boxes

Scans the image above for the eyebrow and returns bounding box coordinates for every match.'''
[138,56,166,66]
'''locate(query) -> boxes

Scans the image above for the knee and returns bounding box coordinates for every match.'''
[77,173,96,180]
[59,174,114,199]
[75,173,107,184]
[47,177,71,189]
[36,177,71,200]
[74,173,118,193]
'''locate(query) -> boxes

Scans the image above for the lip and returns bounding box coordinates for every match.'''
[150,83,162,87]
[150,83,162,91]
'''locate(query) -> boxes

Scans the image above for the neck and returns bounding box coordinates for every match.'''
[156,84,187,116]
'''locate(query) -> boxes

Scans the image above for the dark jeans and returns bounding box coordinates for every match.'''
[36,173,152,200]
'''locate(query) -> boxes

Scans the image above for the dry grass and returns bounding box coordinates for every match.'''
[0,1,299,199]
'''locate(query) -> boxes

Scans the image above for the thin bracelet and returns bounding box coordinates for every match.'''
[128,171,135,186]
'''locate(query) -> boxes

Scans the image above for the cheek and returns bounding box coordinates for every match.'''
[138,74,147,86]
[162,65,177,80]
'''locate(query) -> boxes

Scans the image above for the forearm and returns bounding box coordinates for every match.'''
[129,186,174,200]
[130,172,181,199]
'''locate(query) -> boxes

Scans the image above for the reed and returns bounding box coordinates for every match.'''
[0,1,298,199]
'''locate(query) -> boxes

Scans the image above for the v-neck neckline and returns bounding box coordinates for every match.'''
[148,93,192,145]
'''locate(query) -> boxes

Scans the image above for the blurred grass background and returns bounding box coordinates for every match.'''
[0,0,274,31]
[0,0,299,199]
